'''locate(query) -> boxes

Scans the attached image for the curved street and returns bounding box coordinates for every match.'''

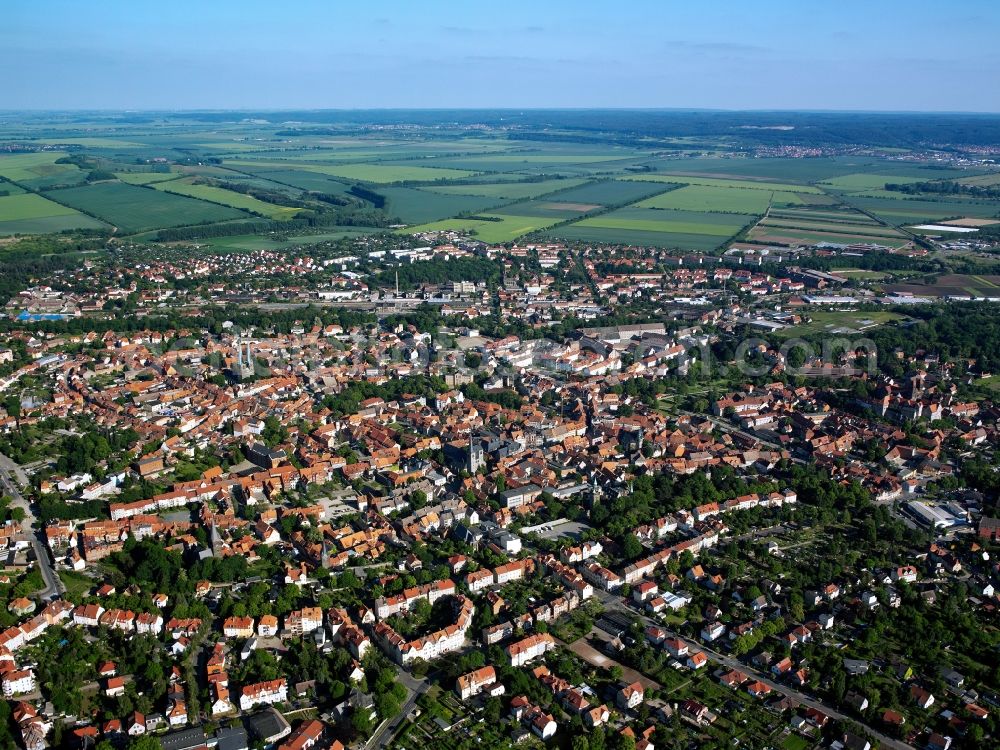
[0,451,64,601]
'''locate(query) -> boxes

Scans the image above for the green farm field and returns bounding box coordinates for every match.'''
[152,178,301,219]
[625,173,822,193]
[418,153,639,166]
[229,161,478,183]
[190,228,382,251]
[818,173,924,192]
[885,274,1000,298]
[48,182,249,233]
[647,159,847,183]
[757,218,904,238]
[0,151,87,189]
[392,153,645,175]
[0,193,108,235]
[114,171,179,185]
[378,187,510,224]
[547,223,732,250]
[844,195,1000,225]
[748,225,911,248]
[570,207,749,236]
[547,207,750,250]
[0,152,71,180]
[491,198,603,220]
[539,179,671,206]
[768,207,882,224]
[30,137,148,148]
[958,172,1000,187]
[2,120,994,245]
[401,214,561,243]
[637,185,805,214]
[421,178,589,201]
[0,193,79,221]
[227,167,357,194]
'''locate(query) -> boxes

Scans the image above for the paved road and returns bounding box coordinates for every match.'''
[365,669,428,749]
[0,453,64,601]
[0,452,29,488]
[591,589,913,750]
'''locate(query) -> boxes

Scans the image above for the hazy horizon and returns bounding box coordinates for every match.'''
[6,0,1000,112]
[5,107,1000,116]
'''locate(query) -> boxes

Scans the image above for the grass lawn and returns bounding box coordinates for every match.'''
[836,269,890,280]
[781,733,811,750]
[774,311,906,338]
[975,376,1000,392]
[59,570,94,599]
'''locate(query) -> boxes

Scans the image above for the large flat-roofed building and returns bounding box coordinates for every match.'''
[906,501,958,529]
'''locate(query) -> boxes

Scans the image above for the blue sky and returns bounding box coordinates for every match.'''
[5,0,999,111]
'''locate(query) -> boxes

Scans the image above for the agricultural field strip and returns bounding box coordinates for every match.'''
[957,172,1000,186]
[817,173,925,192]
[419,178,591,200]
[400,178,683,238]
[768,208,882,223]
[0,152,70,179]
[636,184,789,214]
[545,224,735,251]
[574,206,750,236]
[747,227,911,247]
[114,172,181,185]
[45,182,249,234]
[842,195,1000,223]
[224,160,480,183]
[151,178,300,219]
[621,173,823,193]
[767,214,882,227]
[758,218,904,237]
[0,192,79,220]
[399,214,557,244]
